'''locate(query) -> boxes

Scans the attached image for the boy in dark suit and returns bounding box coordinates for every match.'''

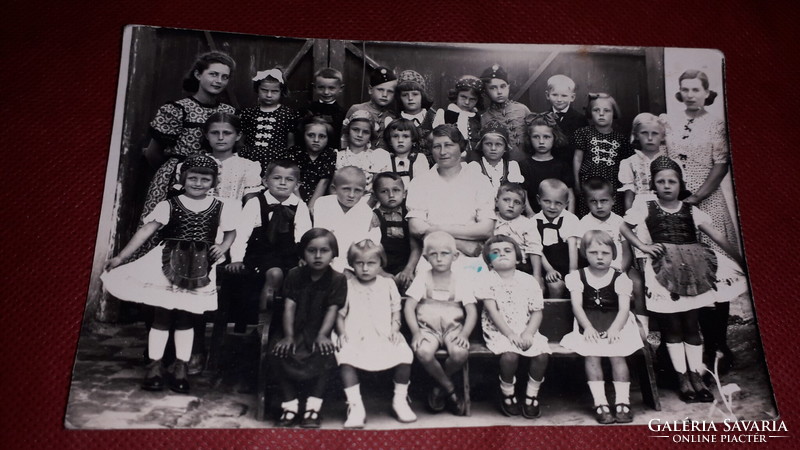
[545,74,588,164]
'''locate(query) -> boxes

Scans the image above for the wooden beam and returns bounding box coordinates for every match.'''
[644,47,666,115]
[284,39,314,79]
[344,42,379,69]
[312,38,328,74]
[329,39,346,74]
[513,50,560,102]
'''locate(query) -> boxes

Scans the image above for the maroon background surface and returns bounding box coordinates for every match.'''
[2,0,797,448]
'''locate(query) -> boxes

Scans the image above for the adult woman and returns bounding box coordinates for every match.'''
[662,69,738,372]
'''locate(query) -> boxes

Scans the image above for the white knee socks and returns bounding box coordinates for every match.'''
[526,375,543,398]
[500,376,516,396]
[173,328,194,362]
[148,328,169,361]
[666,342,688,373]
[588,381,608,406]
[344,384,362,404]
[684,343,705,373]
[613,381,630,405]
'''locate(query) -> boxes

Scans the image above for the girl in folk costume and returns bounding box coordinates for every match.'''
[467,121,525,189]
[432,75,484,154]
[102,155,236,393]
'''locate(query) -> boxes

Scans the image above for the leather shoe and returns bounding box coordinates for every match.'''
[141,360,164,391]
[169,360,191,394]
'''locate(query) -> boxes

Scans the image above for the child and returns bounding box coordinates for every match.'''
[381,118,430,187]
[344,66,398,148]
[202,112,263,204]
[573,93,633,217]
[518,112,575,213]
[335,240,416,428]
[281,116,338,213]
[337,110,392,192]
[369,172,422,291]
[480,64,531,161]
[403,231,477,416]
[227,160,312,311]
[239,68,300,169]
[141,51,236,226]
[314,166,381,272]
[467,121,525,189]
[102,155,236,393]
[532,179,581,298]
[559,231,643,424]
[432,75,484,153]
[543,74,588,164]
[623,156,746,403]
[271,228,347,428]
[396,70,436,140]
[493,183,543,284]
[619,113,667,211]
[301,68,346,148]
[475,235,550,418]
[578,177,648,332]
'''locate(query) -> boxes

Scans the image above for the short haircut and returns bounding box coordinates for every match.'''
[422,231,457,254]
[347,239,387,268]
[585,93,621,121]
[497,182,527,204]
[579,230,617,260]
[298,228,340,258]
[581,176,613,196]
[333,166,367,187]
[383,118,421,150]
[372,171,404,194]
[299,115,334,140]
[546,74,576,93]
[263,159,300,179]
[538,178,569,199]
[481,235,524,266]
[630,112,666,145]
[428,124,467,153]
[314,67,344,84]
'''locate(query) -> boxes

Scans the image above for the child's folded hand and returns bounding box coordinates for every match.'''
[518,332,534,350]
[643,244,665,258]
[544,269,562,283]
[395,269,414,290]
[583,326,601,343]
[225,262,246,274]
[104,256,124,271]
[450,334,470,349]
[509,333,526,349]
[607,327,621,343]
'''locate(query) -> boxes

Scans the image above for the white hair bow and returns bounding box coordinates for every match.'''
[252,68,284,84]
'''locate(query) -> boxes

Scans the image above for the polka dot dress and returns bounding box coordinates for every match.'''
[238,105,299,169]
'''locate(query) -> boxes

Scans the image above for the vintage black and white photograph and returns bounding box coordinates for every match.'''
[65,25,776,430]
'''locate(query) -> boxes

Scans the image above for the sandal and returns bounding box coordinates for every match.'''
[614,403,633,423]
[277,409,298,427]
[594,405,615,424]
[300,409,321,428]
[500,393,521,417]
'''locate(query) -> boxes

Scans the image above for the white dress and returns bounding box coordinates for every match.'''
[559,269,643,357]
[335,277,413,370]
[474,271,551,357]
[101,195,236,314]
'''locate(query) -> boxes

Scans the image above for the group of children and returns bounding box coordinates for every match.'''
[101,51,747,428]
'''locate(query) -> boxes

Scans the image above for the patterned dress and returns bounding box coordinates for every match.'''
[663,112,736,253]
[277,145,337,203]
[574,126,633,217]
[238,105,300,169]
[142,98,235,219]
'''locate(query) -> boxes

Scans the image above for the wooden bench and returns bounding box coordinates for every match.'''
[436,299,660,416]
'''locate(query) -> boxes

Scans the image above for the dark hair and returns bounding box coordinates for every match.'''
[314,67,344,84]
[253,69,290,99]
[497,182,527,204]
[581,176,613,196]
[481,235,524,267]
[397,81,434,110]
[649,167,691,200]
[179,165,218,188]
[347,239,388,268]
[448,87,484,111]
[675,69,718,106]
[383,118,421,150]
[263,159,300,179]
[585,93,621,123]
[298,228,339,259]
[299,115,334,142]
[182,51,236,93]
[372,171,404,194]
[525,113,569,148]
[428,124,467,153]
[201,112,242,153]
[579,230,617,260]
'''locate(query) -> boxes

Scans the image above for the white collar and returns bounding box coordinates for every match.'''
[264,191,300,206]
[446,103,475,117]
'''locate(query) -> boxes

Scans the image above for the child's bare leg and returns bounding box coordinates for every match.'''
[499,352,520,383]
[260,268,284,310]
[528,354,548,380]
[416,340,455,391]
[499,353,521,416]
[443,339,469,377]
[585,356,603,381]
[609,357,629,382]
